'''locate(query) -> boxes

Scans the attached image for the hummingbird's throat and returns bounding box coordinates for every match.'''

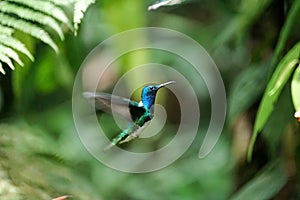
[138,101,143,107]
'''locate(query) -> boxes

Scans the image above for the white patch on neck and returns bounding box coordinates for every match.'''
[138,101,143,107]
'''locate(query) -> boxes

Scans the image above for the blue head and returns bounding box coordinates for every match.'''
[141,81,175,110]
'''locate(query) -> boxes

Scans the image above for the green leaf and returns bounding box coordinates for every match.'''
[73,0,95,36]
[263,86,294,157]
[0,0,89,75]
[248,42,300,161]
[0,13,58,53]
[48,0,74,6]
[0,24,14,35]
[0,62,4,74]
[6,0,71,28]
[0,44,23,67]
[230,160,287,200]
[228,65,268,122]
[0,35,34,61]
[291,66,300,120]
[0,54,14,73]
[0,1,65,40]
[270,0,300,72]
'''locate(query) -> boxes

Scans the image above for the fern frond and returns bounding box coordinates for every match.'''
[0,0,89,74]
[6,0,72,29]
[0,35,34,61]
[0,55,14,73]
[0,44,23,67]
[0,46,17,73]
[48,0,75,6]
[0,1,64,40]
[0,24,14,35]
[73,0,95,36]
[0,13,58,53]
[0,63,4,74]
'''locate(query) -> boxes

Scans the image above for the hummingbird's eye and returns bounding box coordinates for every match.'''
[149,86,154,90]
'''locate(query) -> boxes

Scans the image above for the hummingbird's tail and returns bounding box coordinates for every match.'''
[103,131,129,152]
[103,142,116,152]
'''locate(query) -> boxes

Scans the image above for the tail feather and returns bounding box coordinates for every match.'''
[103,142,116,152]
[103,131,129,152]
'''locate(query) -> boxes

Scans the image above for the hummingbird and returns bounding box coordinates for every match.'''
[83,81,175,150]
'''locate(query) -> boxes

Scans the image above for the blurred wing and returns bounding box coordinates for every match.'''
[83,92,145,121]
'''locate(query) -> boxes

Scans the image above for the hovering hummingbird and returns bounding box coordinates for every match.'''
[83,81,175,150]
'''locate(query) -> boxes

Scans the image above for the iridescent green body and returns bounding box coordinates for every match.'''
[114,112,152,144]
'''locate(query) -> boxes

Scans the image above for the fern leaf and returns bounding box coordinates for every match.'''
[0,0,88,74]
[0,44,24,67]
[6,0,72,29]
[0,62,4,74]
[0,13,59,53]
[0,50,15,73]
[0,1,64,40]
[73,0,95,35]
[0,24,14,35]
[48,0,75,6]
[0,54,14,71]
[0,35,34,61]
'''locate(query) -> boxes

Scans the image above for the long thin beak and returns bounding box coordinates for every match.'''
[158,81,175,88]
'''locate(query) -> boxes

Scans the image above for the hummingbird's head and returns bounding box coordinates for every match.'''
[141,81,175,110]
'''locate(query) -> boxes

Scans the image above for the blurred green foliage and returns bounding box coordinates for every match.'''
[0,0,300,199]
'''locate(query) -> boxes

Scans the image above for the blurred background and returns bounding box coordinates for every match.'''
[0,0,299,199]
